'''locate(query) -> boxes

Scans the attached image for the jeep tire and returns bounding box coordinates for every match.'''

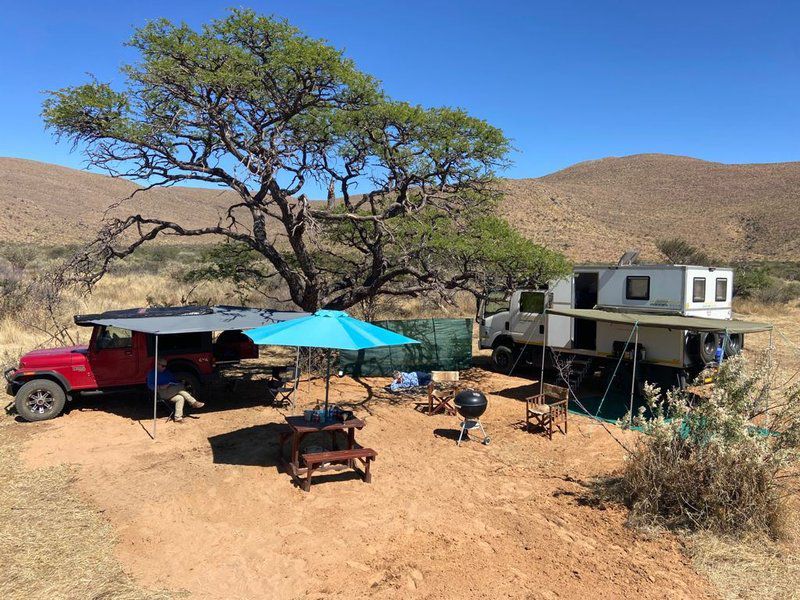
[15,379,67,422]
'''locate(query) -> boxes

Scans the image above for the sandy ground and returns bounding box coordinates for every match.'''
[15,363,718,600]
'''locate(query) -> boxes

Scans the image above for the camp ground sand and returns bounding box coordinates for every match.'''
[11,367,720,600]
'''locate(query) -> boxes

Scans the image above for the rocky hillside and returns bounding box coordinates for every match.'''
[499,154,800,262]
[1,154,798,263]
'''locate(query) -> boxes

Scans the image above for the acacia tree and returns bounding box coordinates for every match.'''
[44,10,565,310]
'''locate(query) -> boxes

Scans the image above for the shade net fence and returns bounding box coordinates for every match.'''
[339,318,473,377]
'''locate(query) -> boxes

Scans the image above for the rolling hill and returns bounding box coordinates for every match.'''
[1,154,798,263]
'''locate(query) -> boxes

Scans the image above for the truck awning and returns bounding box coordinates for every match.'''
[74,305,307,335]
[545,307,772,334]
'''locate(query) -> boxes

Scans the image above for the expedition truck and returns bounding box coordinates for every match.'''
[4,307,263,422]
[478,263,744,390]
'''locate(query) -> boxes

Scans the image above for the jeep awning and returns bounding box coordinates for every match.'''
[545,307,772,333]
[74,305,307,335]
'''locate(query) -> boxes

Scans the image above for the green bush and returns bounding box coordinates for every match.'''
[656,238,712,265]
[619,355,800,537]
[734,267,772,298]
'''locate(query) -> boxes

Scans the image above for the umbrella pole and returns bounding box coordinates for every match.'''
[325,349,331,412]
[294,346,300,404]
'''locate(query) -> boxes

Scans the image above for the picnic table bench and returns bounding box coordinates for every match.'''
[301,447,376,492]
[278,415,376,492]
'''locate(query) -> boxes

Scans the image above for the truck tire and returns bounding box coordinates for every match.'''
[696,332,719,364]
[14,379,67,422]
[491,344,514,372]
[724,333,743,357]
[170,370,205,402]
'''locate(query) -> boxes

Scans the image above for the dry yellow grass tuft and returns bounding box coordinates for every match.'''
[687,524,800,600]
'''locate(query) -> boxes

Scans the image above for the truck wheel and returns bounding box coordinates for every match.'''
[171,371,205,402]
[697,332,718,364]
[15,379,67,422]
[724,333,743,357]
[491,345,514,372]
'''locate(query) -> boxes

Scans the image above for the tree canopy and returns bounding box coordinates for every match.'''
[44,9,567,310]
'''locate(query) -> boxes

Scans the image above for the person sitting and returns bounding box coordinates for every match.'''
[389,370,432,392]
[146,359,204,423]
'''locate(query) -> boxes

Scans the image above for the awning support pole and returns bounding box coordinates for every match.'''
[629,324,639,425]
[767,329,774,412]
[153,334,159,441]
[539,311,547,397]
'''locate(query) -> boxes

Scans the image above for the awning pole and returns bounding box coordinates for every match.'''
[539,311,547,397]
[153,334,159,441]
[767,329,774,412]
[629,324,639,425]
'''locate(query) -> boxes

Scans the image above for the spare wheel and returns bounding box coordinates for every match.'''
[724,333,743,356]
[697,332,719,363]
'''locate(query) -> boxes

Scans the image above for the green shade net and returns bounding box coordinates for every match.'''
[570,392,653,424]
[339,318,473,376]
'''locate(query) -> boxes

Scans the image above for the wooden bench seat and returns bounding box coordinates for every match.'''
[300,447,377,492]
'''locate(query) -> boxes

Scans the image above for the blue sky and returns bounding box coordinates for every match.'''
[0,0,797,187]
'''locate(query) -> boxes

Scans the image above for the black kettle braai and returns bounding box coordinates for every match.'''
[454,389,488,419]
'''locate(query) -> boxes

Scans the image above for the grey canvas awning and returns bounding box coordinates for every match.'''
[74,305,306,334]
[546,307,772,334]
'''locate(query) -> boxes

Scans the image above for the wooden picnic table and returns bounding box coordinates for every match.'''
[279,415,375,491]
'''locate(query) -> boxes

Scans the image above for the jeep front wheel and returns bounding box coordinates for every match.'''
[15,379,67,422]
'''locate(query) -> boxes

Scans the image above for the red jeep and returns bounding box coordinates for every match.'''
[4,306,263,422]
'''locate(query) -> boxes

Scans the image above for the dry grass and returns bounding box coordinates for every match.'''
[0,417,176,599]
[0,273,237,366]
[687,524,800,600]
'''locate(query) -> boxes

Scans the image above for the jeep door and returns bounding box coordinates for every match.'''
[87,326,140,386]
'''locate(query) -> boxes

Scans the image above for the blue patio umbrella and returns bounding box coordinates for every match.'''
[245,310,420,409]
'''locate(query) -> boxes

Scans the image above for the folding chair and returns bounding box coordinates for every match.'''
[427,371,460,416]
[144,386,175,421]
[526,383,568,440]
[272,366,300,408]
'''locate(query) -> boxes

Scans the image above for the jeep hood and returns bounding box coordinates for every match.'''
[18,346,89,369]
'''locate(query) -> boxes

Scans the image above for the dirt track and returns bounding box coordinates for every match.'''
[20,366,716,599]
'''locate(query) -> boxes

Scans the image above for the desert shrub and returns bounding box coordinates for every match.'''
[619,354,799,537]
[751,280,800,305]
[656,238,712,265]
[733,266,772,298]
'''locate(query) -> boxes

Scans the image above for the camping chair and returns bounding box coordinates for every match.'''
[427,371,460,416]
[145,386,176,421]
[271,366,300,408]
[526,383,569,440]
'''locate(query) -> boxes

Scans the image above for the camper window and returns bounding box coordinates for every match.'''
[693,277,707,302]
[519,291,545,314]
[715,278,728,302]
[625,276,650,300]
